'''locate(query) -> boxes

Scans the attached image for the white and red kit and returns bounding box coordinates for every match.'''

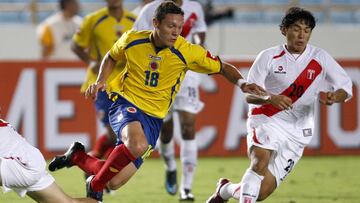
[246,44,352,185]
[133,0,207,114]
[0,119,54,197]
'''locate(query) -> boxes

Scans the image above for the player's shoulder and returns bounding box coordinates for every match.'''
[174,35,191,49]
[123,9,137,23]
[258,45,284,59]
[42,12,62,25]
[72,15,83,25]
[124,30,151,42]
[84,7,108,21]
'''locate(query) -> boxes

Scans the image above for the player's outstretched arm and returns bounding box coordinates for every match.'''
[220,61,266,96]
[85,52,116,100]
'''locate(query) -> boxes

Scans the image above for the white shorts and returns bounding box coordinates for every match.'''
[172,71,204,114]
[0,146,54,197]
[246,122,305,187]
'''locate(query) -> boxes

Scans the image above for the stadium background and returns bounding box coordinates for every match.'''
[0,0,359,159]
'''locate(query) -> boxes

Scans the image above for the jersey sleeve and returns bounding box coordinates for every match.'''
[109,31,130,61]
[321,50,353,101]
[132,4,154,31]
[187,44,221,74]
[72,15,93,48]
[247,50,270,88]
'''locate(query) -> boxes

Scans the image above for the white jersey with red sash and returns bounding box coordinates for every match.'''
[247,44,352,146]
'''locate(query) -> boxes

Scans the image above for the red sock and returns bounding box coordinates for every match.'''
[103,145,115,159]
[91,144,136,192]
[71,151,105,175]
[90,134,112,158]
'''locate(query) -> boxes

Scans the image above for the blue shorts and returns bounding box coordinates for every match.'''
[108,94,163,168]
[94,91,113,125]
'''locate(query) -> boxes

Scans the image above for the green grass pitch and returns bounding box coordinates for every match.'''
[2,156,360,203]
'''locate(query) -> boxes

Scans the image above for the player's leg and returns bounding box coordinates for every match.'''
[177,110,197,201]
[90,91,116,159]
[237,146,276,202]
[26,182,98,203]
[159,113,178,195]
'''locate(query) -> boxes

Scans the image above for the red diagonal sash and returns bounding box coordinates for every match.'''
[252,59,322,117]
[0,119,9,127]
[181,13,197,38]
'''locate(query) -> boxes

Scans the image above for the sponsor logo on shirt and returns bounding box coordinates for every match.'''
[206,51,218,61]
[303,128,312,137]
[274,65,286,74]
[148,55,161,61]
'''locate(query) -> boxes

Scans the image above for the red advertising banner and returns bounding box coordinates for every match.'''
[0,60,359,158]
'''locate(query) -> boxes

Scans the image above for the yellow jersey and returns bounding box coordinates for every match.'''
[73,7,136,92]
[108,30,221,118]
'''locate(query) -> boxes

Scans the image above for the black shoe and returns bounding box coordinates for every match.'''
[179,188,195,201]
[165,170,178,195]
[86,175,103,202]
[48,142,85,172]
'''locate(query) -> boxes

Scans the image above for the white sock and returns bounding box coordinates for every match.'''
[220,182,242,200]
[159,139,177,171]
[180,140,197,190]
[239,169,264,203]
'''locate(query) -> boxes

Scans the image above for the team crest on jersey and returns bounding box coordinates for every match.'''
[149,61,159,71]
[307,69,316,80]
[126,107,137,113]
[206,51,218,61]
[274,65,286,74]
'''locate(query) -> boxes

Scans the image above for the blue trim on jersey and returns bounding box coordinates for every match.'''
[93,15,108,29]
[168,73,183,108]
[170,47,187,65]
[108,94,163,168]
[125,38,151,50]
[125,15,136,22]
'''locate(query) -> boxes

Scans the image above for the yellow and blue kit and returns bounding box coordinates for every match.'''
[107,30,221,167]
[108,30,222,119]
[73,7,136,92]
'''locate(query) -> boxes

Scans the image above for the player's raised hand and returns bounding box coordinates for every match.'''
[268,95,293,110]
[241,83,267,96]
[319,92,336,105]
[85,82,106,100]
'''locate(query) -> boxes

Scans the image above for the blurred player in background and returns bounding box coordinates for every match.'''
[72,0,136,164]
[207,7,353,203]
[132,0,154,16]
[37,0,82,60]
[0,118,98,203]
[133,0,207,200]
[48,2,265,202]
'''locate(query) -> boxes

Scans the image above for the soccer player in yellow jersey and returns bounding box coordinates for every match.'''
[71,0,136,162]
[49,1,265,201]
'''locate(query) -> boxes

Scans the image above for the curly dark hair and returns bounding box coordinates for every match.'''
[280,7,316,30]
[154,1,184,22]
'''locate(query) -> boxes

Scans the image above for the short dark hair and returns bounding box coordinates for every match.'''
[280,7,316,30]
[59,0,72,10]
[154,1,184,22]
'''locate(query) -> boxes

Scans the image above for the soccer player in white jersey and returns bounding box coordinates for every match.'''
[0,118,98,203]
[207,7,353,203]
[133,0,207,200]
[37,0,82,60]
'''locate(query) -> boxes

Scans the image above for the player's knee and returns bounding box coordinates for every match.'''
[129,142,149,158]
[160,132,173,144]
[181,122,195,140]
